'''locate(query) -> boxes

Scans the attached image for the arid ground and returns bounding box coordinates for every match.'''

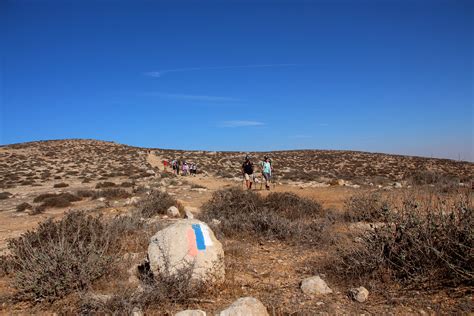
[0,139,472,314]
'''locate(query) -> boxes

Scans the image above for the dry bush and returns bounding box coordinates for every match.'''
[330,190,473,288]
[200,187,327,243]
[53,182,69,188]
[138,191,177,218]
[95,182,116,189]
[1,211,144,303]
[16,202,32,212]
[79,257,216,314]
[2,212,116,302]
[76,189,95,198]
[0,191,12,200]
[120,181,135,188]
[343,191,389,222]
[92,188,131,200]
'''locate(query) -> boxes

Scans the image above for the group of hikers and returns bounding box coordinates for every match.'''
[164,160,198,176]
[162,154,273,190]
[242,155,273,190]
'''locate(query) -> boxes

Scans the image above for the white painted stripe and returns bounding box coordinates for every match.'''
[201,225,213,247]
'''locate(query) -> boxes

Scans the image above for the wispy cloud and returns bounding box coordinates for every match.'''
[145,63,303,78]
[144,92,240,102]
[219,120,265,128]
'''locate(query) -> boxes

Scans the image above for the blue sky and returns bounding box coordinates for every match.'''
[1,0,473,161]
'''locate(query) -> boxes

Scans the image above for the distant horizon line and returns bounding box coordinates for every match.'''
[1,137,471,163]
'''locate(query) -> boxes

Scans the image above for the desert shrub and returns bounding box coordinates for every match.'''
[138,191,177,218]
[343,192,389,222]
[3,212,117,302]
[264,192,323,220]
[53,182,69,188]
[200,187,327,243]
[95,181,116,189]
[76,189,95,198]
[79,258,214,313]
[331,190,473,288]
[191,183,206,189]
[37,193,81,208]
[16,202,32,212]
[408,170,460,192]
[120,181,135,188]
[92,188,131,200]
[0,191,12,200]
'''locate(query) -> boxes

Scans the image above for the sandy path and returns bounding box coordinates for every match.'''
[147,151,165,171]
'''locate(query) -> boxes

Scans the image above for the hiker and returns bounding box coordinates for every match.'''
[190,163,197,176]
[242,155,254,190]
[262,156,273,190]
[174,160,180,175]
[182,161,189,176]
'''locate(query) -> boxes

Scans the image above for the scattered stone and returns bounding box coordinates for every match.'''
[337,179,346,186]
[394,182,402,188]
[126,196,140,205]
[175,310,206,316]
[349,286,369,302]
[132,307,144,316]
[148,219,225,282]
[167,206,180,217]
[211,218,221,226]
[301,276,333,295]
[218,297,269,316]
[98,197,106,202]
[184,206,198,219]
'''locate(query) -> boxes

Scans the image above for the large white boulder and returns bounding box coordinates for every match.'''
[148,219,224,282]
[218,297,269,316]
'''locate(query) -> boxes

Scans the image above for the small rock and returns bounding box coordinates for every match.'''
[218,297,269,316]
[98,197,106,202]
[349,286,369,302]
[132,307,144,316]
[393,182,402,188]
[167,206,180,217]
[337,179,346,186]
[175,310,206,316]
[126,196,140,206]
[183,206,199,219]
[316,301,324,306]
[301,276,333,295]
[211,218,221,226]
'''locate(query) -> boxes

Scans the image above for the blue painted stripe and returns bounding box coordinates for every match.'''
[192,224,206,251]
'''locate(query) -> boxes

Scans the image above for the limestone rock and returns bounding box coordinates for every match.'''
[349,286,369,302]
[301,276,333,295]
[148,219,224,282]
[218,297,268,316]
[167,206,180,217]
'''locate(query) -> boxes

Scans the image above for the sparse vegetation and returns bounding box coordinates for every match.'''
[343,191,388,222]
[330,189,473,288]
[138,191,177,218]
[95,181,116,189]
[16,202,32,212]
[53,182,69,188]
[200,187,327,243]
[0,192,12,200]
[92,188,131,200]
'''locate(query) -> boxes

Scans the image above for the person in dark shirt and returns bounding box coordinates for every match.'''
[242,155,254,190]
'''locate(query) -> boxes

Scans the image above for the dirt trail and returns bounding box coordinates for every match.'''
[147,151,165,171]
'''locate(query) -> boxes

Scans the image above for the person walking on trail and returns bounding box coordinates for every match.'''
[242,155,254,190]
[262,156,273,190]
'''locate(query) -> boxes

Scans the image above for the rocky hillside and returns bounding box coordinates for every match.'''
[1,139,472,190]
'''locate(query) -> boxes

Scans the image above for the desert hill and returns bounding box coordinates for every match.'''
[0,139,472,314]
[1,139,472,190]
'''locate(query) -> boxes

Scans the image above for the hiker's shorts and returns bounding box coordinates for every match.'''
[244,173,253,181]
[263,172,271,182]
